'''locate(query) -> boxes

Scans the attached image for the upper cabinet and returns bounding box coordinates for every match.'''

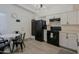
[61,11,78,25]
[41,10,79,26]
[61,13,68,25]
[54,14,62,18]
[77,11,79,24]
[67,11,77,25]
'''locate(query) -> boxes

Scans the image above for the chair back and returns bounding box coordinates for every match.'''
[15,34,22,40]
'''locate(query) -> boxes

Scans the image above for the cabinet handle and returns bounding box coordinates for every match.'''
[67,22,68,24]
[66,33,68,39]
[67,21,69,24]
[76,38,78,42]
[66,35,68,39]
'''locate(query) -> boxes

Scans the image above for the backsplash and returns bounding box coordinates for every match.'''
[50,21,61,27]
[62,26,79,31]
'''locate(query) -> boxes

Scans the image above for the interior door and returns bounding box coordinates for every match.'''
[0,12,7,34]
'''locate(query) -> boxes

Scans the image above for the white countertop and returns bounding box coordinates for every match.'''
[60,30,79,33]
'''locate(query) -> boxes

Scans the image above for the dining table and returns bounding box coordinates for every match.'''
[0,34,20,40]
[0,33,20,53]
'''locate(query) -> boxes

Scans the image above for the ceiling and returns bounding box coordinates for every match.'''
[18,4,72,12]
[17,4,73,17]
[17,4,50,13]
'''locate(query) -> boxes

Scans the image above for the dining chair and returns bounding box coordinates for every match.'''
[0,38,11,54]
[12,33,26,52]
[12,34,22,52]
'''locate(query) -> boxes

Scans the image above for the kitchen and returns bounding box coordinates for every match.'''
[31,5,79,53]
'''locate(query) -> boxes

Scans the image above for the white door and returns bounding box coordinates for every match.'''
[59,32,68,47]
[67,11,77,25]
[0,12,7,34]
[67,33,77,50]
[61,13,68,25]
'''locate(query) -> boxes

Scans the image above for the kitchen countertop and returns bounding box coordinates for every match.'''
[60,30,79,34]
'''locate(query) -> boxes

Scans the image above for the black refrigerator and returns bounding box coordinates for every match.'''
[32,20,46,42]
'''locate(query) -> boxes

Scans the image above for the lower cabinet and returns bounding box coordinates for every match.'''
[59,32,68,47]
[59,32,77,50]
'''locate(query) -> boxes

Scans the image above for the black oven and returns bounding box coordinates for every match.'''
[47,27,61,46]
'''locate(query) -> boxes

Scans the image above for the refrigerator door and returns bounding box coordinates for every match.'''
[35,20,44,41]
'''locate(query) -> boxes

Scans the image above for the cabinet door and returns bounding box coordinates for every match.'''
[77,11,79,24]
[68,33,77,50]
[54,14,61,18]
[61,13,68,25]
[59,32,68,47]
[67,11,77,25]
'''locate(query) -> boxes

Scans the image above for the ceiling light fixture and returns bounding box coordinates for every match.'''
[33,4,46,9]
[33,4,47,12]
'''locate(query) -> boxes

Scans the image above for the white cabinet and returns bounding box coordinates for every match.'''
[46,11,78,25]
[54,14,62,18]
[59,32,68,47]
[59,32,77,50]
[77,11,79,24]
[67,11,77,25]
[47,11,78,25]
[61,13,68,25]
[61,11,77,25]
[67,33,77,50]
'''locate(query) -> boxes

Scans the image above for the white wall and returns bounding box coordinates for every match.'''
[0,4,35,38]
